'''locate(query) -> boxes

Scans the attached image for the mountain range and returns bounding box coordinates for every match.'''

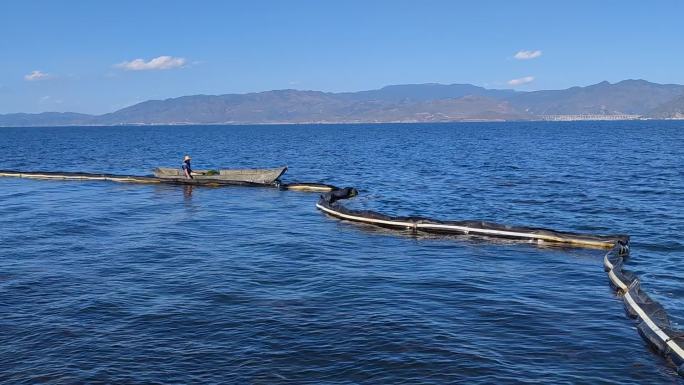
[2,79,684,126]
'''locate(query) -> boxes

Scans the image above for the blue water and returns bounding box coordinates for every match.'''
[1,122,683,384]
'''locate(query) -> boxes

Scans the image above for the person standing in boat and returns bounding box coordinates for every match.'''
[182,155,193,179]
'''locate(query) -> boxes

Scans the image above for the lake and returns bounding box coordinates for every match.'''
[1,122,683,384]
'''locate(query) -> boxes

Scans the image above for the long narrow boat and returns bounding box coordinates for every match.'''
[0,166,288,186]
[153,166,287,185]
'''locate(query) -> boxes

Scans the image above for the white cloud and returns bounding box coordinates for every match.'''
[514,50,542,60]
[24,70,50,81]
[116,56,187,71]
[508,76,535,86]
[38,95,63,105]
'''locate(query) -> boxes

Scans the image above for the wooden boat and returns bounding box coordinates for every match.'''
[153,166,287,185]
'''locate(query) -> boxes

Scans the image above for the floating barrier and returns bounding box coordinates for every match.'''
[604,245,684,375]
[316,189,627,249]
[0,168,682,376]
[317,189,684,375]
[279,182,338,192]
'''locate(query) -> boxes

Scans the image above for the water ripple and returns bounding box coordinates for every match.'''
[1,122,683,384]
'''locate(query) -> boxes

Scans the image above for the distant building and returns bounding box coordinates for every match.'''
[537,114,642,121]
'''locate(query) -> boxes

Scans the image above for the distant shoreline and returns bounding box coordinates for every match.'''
[3,117,684,129]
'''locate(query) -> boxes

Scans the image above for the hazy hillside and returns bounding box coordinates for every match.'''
[338,83,518,102]
[0,112,94,127]
[508,80,684,115]
[648,94,684,119]
[97,91,351,124]
[2,80,684,126]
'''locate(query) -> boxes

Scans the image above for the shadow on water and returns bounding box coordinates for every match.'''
[183,184,193,201]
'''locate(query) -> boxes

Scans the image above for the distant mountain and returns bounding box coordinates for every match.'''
[95,90,525,124]
[338,83,519,102]
[508,79,684,115]
[648,94,684,119]
[2,80,684,126]
[0,112,93,127]
[97,90,352,124]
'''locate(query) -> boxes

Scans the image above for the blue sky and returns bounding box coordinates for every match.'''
[1,0,683,114]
